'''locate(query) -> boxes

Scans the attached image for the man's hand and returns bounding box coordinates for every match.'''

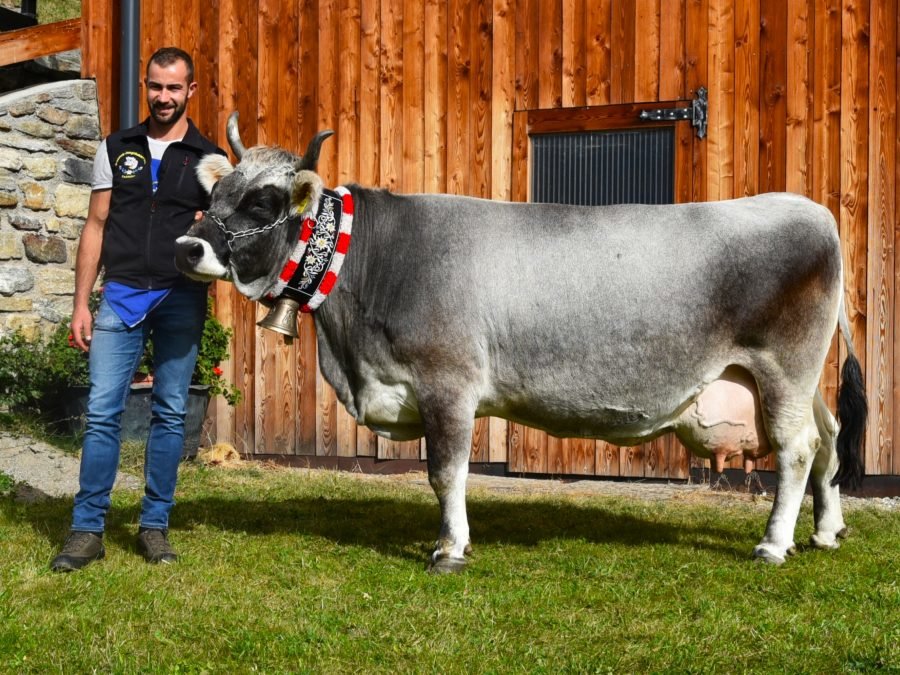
[71,305,93,352]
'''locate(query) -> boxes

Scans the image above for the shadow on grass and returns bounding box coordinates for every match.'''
[3,488,759,566]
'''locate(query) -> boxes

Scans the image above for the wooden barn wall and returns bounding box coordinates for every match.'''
[80,0,899,478]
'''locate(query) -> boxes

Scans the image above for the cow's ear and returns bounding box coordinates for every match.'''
[291,170,324,217]
[196,154,235,194]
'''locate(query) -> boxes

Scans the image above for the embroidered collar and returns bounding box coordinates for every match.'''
[266,186,353,312]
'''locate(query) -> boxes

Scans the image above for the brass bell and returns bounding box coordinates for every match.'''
[257,297,300,339]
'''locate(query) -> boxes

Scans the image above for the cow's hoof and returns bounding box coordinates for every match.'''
[752,545,786,565]
[810,533,841,550]
[837,526,850,539]
[428,556,467,575]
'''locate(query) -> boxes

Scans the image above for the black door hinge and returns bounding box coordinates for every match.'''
[639,86,708,139]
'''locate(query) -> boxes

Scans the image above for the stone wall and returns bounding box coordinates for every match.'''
[0,79,98,340]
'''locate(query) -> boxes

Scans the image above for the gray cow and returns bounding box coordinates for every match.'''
[175,115,866,572]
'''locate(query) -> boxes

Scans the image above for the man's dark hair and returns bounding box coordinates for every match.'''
[147,47,195,83]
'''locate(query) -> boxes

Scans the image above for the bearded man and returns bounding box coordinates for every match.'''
[51,47,226,571]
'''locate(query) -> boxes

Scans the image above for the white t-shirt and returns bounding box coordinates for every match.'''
[91,136,181,192]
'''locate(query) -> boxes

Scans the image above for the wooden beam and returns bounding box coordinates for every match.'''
[0,18,80,67]
[81,1,117,135]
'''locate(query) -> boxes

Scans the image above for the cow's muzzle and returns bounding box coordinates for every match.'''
[174,235,230,281]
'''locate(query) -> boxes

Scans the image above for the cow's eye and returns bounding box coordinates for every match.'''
[239,186,282,221]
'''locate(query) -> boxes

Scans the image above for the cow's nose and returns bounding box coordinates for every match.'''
[174,239,204,270]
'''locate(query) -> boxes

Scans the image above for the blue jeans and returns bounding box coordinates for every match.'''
[72,285,207,533]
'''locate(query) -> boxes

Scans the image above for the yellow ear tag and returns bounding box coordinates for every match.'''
[296,195,310,214]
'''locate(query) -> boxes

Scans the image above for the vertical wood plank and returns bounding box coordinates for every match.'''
[868,0,896,474]
[299,0,320,143]
[229,1,259,455]
[402,0,425,195]
[515,0,540,109]
[195,1,221,141]
[277,1,301,455]
[471,0,492,199]
[404,0,426,461]
[658,0,686,100]
[734,0,760,198]
[448,0,471,195]
[707,0,734,201]
[469,0,493,462]
[634,0,660,102]
[254,0,284,454]
[377,0,418,459]
[316,0,340,457]
[81,1,118,145]
[292,0,320,456]
[562,0,586,107]
[785,0,813,197]
[424,0,447,194]
[356,0,381,458]
[209,0,236,448]
[508,421,524,472]
[609,0,636,104]
[138,2,158,117]
[759,0,787,193]
[839,0,869,390]
[685,0,708,203]
[893,0,900,476]
[360,0,382,189]
[334,0,362,457]
[491,0,515,464]
[507,111,528,472]
[379,0,403,193]
[539,0,563,107]
[492,0,515,201]
[619,444,644,478]
[585,0,612,105]
[595,440,620,476]
[813,0,842,414]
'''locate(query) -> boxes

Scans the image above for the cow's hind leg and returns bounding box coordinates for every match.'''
[809,390,848,549]
[418,391,476,574]
[753,399,819,565]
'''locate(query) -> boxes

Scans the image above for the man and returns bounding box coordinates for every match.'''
[51,47,226,572]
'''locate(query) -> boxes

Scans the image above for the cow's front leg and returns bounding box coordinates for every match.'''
[753,414,818,564]
[419,393,476,574]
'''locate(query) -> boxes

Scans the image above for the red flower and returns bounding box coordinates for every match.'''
[213,366,223,377]
[67,333,76,348]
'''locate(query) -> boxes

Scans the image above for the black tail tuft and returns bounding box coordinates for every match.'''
[832,354,867,491]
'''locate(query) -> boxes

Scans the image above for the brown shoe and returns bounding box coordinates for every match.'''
[50,531,105,572]
[137,528,177,564]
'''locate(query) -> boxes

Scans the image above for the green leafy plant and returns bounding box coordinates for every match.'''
[193,301,242,406]
[0,295,241,412]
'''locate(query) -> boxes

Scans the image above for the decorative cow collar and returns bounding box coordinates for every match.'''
[266,186,353,312]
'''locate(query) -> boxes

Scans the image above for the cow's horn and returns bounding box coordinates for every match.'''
[226,111,246,160]
[297,130,334,171]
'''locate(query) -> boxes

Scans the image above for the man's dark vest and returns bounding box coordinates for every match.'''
[101,118,226,289]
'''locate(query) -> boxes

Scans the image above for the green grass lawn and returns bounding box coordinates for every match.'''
[1,457,898,673]
[35,0,80,24]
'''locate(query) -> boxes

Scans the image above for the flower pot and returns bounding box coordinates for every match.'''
[62,383,211,458]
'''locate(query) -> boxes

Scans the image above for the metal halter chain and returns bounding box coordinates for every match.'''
[205,211,292,252]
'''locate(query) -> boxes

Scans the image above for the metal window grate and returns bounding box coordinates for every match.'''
[531,127,675,206]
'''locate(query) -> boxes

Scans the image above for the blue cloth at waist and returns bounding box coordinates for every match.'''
[103,281,172,328]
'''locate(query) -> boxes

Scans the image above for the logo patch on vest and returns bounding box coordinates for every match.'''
[114,151,147,179]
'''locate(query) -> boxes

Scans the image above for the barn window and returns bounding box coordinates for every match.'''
[512,97,702,207]
[530,127,675,206]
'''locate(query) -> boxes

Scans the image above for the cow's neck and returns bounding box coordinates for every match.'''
[265,186,354,312]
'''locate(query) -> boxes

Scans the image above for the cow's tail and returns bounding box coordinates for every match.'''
[831,294,867,491]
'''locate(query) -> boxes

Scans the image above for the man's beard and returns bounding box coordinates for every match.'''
[150,99,186,126]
